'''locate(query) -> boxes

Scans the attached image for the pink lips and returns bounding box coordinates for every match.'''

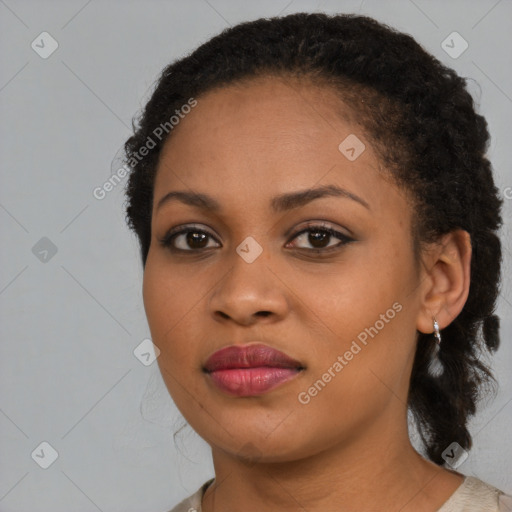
[203,343,304,397]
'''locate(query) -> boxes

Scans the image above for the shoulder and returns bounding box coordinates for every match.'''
[165,478,214,512]
[438,476,512,512]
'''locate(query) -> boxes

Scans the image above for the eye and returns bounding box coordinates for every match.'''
[159,225,220,252]
[286,223,354,253]
[159,222,354,254]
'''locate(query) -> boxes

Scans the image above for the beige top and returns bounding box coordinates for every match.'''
[167,476,512,512]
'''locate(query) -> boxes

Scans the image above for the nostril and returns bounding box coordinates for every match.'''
[256,311,272,317]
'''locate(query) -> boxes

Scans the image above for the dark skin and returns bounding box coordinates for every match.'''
[142,76,471,511]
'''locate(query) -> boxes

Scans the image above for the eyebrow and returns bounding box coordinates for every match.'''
[155,184,370,213]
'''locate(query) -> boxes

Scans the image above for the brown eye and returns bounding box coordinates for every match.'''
[160,226,220,252]
[287,225,354,252]
[159,223,354,255]
[304,230,331,249]
[182,231,210,249]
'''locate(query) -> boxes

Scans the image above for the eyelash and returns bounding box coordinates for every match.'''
[158,223,354,255]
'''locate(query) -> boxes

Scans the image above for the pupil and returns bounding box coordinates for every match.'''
[187,232,208,248]
[309,230,329,248]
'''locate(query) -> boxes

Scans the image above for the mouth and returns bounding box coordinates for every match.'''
[203,343,305,397]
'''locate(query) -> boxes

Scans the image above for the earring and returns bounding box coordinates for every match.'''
[428,317,444,377]
[433,318,441,344]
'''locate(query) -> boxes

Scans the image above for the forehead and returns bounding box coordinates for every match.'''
[160,75,357,157]
[153,76,405,218]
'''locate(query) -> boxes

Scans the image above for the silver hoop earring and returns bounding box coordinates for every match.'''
[428,317,443,377]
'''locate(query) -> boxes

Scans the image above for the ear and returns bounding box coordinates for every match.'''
[416,230,472,335]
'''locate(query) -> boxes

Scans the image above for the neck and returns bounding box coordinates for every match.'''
[201,410,463,512]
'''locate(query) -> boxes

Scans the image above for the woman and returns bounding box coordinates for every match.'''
[123,12,511,512]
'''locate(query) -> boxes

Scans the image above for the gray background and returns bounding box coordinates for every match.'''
[1,0,511,510]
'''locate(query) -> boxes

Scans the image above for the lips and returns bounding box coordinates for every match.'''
[203,343,304,372]
[203,343,305,397]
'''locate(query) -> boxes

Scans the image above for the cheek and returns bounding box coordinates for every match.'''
[143,248,197,328]
[293,308,414,446]
[293,244,416,402]
[143,263,207,416]
[142,256,196,364]
[294,248,403,342]
[143,260,170,341]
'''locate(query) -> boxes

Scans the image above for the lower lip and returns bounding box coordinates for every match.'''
[207,367,302,396]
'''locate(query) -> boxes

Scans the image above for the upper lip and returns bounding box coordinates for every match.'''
[203,343,304,372]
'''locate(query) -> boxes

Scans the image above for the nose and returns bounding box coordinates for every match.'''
[208,250,289,326]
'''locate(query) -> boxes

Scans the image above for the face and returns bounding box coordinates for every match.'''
[143,76,426,463]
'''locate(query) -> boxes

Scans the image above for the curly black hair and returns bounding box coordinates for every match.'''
[123,12,503,465]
